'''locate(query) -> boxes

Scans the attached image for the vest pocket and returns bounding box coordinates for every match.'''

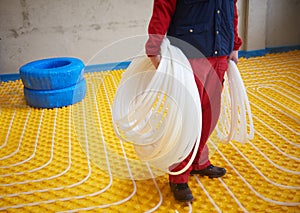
[175,23,208,35]
[184,0,209,4]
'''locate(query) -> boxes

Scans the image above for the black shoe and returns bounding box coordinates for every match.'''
[169,182,194,202]
[190,164,226,178]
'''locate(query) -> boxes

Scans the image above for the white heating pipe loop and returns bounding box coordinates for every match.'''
[217,60,254,144]
[112,38,202,174]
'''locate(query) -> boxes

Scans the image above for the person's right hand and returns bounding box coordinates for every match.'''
[149,55,161,69]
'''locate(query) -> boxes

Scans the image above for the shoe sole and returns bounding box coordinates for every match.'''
[176,197,194,203]
[190,172,226,178]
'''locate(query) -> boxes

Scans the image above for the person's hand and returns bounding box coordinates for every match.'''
[149,55,161,69]
[228,50,239,64]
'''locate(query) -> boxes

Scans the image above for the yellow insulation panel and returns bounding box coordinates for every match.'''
[0,50,299,212]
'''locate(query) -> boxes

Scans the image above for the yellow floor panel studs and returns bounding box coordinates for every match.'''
[0,50,299,212]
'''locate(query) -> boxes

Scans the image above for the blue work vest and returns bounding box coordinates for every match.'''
[167,0,235,58]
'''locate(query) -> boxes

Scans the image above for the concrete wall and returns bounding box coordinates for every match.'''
[241,0,300,51]
[1,0,299,74]
[0,0,152,74]
[236,0,246,50]
[243,0,269,50]
[266,0,300,47]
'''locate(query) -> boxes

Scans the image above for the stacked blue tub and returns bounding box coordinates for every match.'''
[20,57,86,108]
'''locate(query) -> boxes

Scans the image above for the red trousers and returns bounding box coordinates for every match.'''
[169,56,228,183]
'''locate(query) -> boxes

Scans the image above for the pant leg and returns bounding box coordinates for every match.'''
[169,57,228,183]
[192,56,228,170]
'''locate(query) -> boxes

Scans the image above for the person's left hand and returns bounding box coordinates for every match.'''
[228,50,239,64]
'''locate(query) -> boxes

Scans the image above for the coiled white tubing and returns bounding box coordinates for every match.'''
[216,60,255,143]
[112,38,202,175]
